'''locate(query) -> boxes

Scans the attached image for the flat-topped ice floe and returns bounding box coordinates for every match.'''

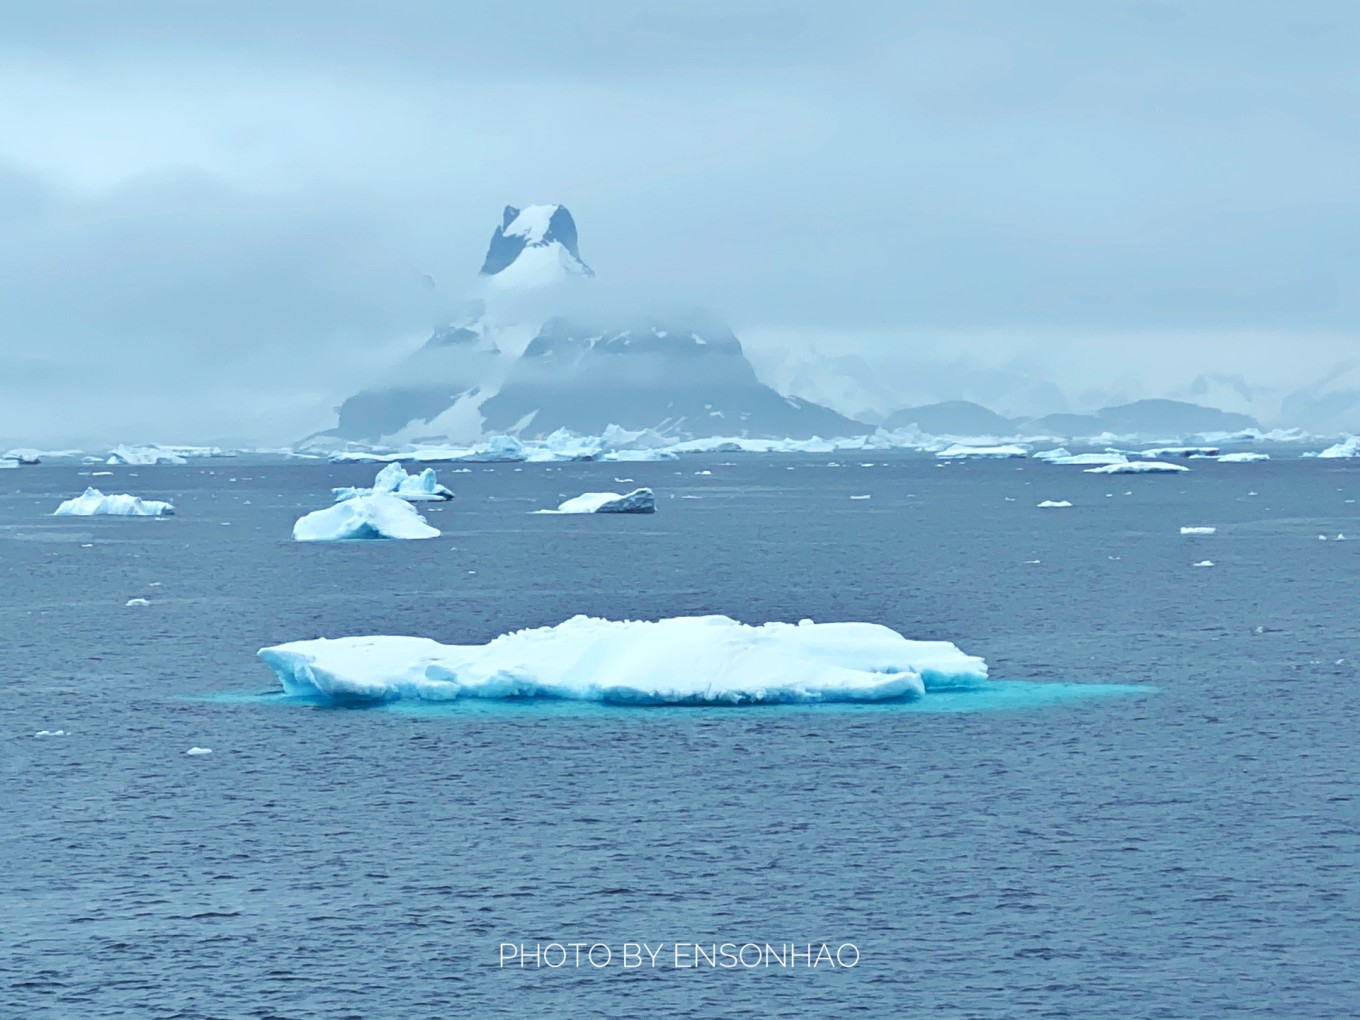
[1180,526,1216,535]
[1037,500,1073,508]
[257,615,989,706]
[537,488,656,514]
[1042,452,1129,467]
[1084,461,1189,475]
[1217,452,1270,463]
[293,493,439,541]
[1142,446,1219,459]
[333,462,454,502]
[105,444,222,465]
[54,488,175,517]
[935,444,1029,460]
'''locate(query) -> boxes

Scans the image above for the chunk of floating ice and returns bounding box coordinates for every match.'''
[536,488,656,514]
[1218,452,1270,463]
[54,488,175,517]
[256,615,989,706]
[1193,560,1215,567]
[185,747,213,756]
[1338,534,1348,541]
[936,444,1029,460]
[1037,500,1073,508]
[849,494,872,500]
[293,493,439,541]
[694,470,712,476]
[1084,461,1189,475]
[1180,527,1216,535]
[125,598,151,607]
[332,462,454,503]
[34,730,66,737]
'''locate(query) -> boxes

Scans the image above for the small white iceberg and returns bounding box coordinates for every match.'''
[185,747,213,756]
[257,614,989,706]
[849,494,872,500]
[1218,452,1270,463]
[34,729,67,737]
[332,462,454,502]
[293,494,440,541]
[1037,500,1073,508]
[0,459,18,470]
[54,488,175,517]
[125,598,151,607]
[1193,560,1215,567]
[1180,527,1217,535]
[537,488,656,515]
[1084,461,1189,475]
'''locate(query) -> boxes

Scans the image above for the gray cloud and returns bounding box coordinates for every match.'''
[1,1,1358,442]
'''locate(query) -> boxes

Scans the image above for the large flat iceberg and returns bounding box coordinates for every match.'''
[537,488,656,514]
[293,493,440,541]
[1084,461,1189,475]
[333,462,454,502]
[257,615,989,706]
[54,488,175,517]
[935,444,1029,460]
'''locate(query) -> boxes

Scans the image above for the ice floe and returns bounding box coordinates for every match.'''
[185,747,213,756]
[256,615,989,706]
[537,488,656,514]
[54,488,176,517]
[1180,526,1217,535]
[935,444,1029,460]
[332,462,455,502]
[1084,461,1189,475]
[293,494,440,541]
[1217,452,1270,463]
[1037,500,1073,508]
[1193,560,1215,568]
[34,730,66,737]
[125,598,151,607]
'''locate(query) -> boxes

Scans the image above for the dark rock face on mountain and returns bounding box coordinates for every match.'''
[882,400,1017,435]
[479,205,593,279]
[479,315,865,438]
[332,302,493,441]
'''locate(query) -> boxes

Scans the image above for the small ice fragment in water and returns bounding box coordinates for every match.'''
[1180,527,1216,535]
[185,747,212,756]
[125,598,150,607]
[1024,559,1041,564]
[34,730,66,737]
[1037,500,1072,508]
[850,494,871,500]
[1193,560,1215,567]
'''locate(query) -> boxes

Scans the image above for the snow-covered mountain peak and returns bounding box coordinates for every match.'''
[479,204,594,287]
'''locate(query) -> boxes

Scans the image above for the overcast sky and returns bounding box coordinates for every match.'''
[2,1,1357,443]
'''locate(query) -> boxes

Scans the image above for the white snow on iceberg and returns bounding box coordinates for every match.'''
[293,494,440,541]
[333,462,454,502]
[105,444,226,465]
[537,488,656,514]
[1084,461,1189,475]
[1037,500,1073,508]
[1180,526,1217,535]
[1042,452,1130,467]
[54,488,175,517]
[1217,452,1270,463]
[257,615,989,706]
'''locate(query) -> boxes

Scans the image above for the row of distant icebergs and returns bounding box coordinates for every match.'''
[4,430,1359,470]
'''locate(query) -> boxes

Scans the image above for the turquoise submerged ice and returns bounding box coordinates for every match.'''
[257,615,988,706]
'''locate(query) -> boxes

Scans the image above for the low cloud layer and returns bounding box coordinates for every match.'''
[2,1,1357,443]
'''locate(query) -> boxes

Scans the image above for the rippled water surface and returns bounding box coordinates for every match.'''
[2,455,1357,1018]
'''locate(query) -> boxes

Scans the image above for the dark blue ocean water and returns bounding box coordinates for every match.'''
[2,454,1357,1018]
